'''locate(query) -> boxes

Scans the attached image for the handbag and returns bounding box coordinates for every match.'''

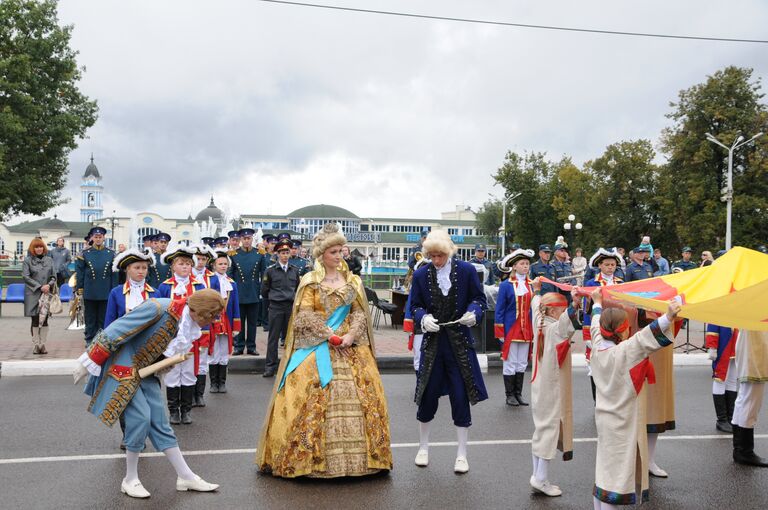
[49,283,64,315]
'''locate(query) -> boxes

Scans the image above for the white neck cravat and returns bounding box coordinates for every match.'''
[173,275,190,296]
[127,279,146,311]
[600,273,615,285]
[436,258,452,296]
[514,273,529,296]
[216,273,232,298]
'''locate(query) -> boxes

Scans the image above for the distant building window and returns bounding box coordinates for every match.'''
[137,227,161,248]
[447,228,459,235]
[462,228,474,236]
[87,193,95,207]
[0,236,5,253]
[392,225,429,234]
[182,231,190,236]
[372,224,390,232]
[458,248,473,261]
[143,217,153,224]
[16,241,24,256]
[71,242,85,255]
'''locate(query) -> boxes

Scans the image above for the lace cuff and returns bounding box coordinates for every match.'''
[348,309,370,345]
[293,310,333,349]
[78,352,101,377]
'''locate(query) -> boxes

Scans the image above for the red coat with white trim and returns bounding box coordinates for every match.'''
[494,276,533,360]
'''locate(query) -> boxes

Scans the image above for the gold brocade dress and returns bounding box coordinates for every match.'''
[256,276,392,478]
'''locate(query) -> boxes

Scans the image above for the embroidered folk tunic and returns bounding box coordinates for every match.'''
[530,295,580,461]
[256,268,392,478]
[590,307,673,505]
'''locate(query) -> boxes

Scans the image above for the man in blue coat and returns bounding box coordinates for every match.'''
[73,291,224,498]
[529,244,556,294]
[229,228,267,355]
[148,233,172,288]
[75,226,118,346]
[409,230,487,475]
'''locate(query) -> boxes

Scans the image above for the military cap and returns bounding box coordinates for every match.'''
[538,244,553,252]
[238,228,256,237]
[227,230,240,239]
[88,226,107,237]
[474,243,486,251]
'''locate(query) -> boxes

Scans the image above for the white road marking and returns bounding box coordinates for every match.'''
[0,434,764,465]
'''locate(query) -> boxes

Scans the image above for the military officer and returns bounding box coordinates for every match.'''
[260,238,300,377]
[551,236,573,302]
[201,237,215,248]
[407,229,429,269]
[75,226,118,346]
[624,245,655,282]
[671,246,697,272]
[214,236,228,250]
[288,239,310,276]
[229,228,268,355]
[468,243,494,285]
[529,244,556,294]
[147,233,172,288]
[141,235,153,251]
[227,230,241,256]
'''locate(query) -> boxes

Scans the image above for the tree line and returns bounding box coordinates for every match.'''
[476,66,768,258]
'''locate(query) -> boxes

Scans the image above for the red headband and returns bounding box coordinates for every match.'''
[600,318,630,340]
[542,297,568,308]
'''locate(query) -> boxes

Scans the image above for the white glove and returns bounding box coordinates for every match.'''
[73,363,89,385]
[585,340,593,350]
[458,311,477,327]
[707,348,718,361]
[422,314,440,333]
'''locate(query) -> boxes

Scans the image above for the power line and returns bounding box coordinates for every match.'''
[256,0,768,44]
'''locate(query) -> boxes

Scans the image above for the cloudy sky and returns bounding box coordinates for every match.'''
[45,0,768,222]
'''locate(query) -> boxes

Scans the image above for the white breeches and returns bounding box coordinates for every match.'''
[732,382,765,428]
[503,342,529,375]
[712,359,738,394]
[163,357,196,387]
[413,334,423,371]
[198,350,208,375]
[210,334,230,365]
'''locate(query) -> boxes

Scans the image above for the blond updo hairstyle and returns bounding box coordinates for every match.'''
[312,222,348,259]
[187,289,226,325]
[422,230,457,257]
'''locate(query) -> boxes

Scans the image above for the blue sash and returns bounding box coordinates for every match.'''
[278,303,351,392]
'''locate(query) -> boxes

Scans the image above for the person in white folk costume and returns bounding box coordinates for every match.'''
[529,279,582,497]
[589,287,681,509]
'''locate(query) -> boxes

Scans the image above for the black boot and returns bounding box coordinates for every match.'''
[219,365,228,393]
[209,365,220,394]
[713,394,733,433]
[725,390,738,424]
[733,424,768,466]
[194,374,206,407]
[503,375,518,406]
[167,387,181,425]
[514,372,529,406]
[180,385,194,425]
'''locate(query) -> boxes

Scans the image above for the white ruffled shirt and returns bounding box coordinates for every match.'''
[126,279,147,312]
[436,258,452,296]
[600,273,615,285]
[172,275,191,297]
[215,272,232,298]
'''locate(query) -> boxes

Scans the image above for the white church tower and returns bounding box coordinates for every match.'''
[80,154,104,222]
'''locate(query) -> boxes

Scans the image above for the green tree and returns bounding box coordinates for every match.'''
[0,0,98,219]
[659,66,768,251]
[474,198,504,244]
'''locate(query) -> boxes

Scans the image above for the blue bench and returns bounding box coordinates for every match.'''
[60,283,73,303]
[3,283,24,303]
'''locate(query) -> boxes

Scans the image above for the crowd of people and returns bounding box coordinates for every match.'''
[15,221,766,505]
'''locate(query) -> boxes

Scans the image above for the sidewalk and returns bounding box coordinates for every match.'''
[0,302,711,375]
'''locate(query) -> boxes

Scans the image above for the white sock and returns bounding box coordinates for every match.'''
[163,447,196,480]
[647,432,660,468]
[456,426,468,458]
[125,450,140,483]
[535,457,549,483]
[418,421,430,451]
[593,496,602,510]
[531,452,539,477]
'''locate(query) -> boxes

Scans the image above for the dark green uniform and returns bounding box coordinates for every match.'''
[229,247,268,353]
[75,245,117,346]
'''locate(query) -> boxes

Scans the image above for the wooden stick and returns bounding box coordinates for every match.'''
[138,353,188,378]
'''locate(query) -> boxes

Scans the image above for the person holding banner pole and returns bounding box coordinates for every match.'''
[72,290,225,499]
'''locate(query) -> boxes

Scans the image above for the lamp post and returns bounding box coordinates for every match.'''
[563,213,582,248]
[705,131,764,250]
[495,192,522,256]
[107,210,119,250]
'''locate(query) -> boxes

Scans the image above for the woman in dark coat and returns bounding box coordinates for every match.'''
[22,238,56,354]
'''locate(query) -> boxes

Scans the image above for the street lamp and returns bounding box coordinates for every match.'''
[495,192,522,256]
[107,210,119,249]
[563,213,582,248]
[705,131,764,250]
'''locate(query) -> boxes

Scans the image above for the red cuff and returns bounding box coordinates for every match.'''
[582,326,592,341]
[88,343,111,366]
[705,333,719,349]
[494,324,504,339]
[403,318,414,333]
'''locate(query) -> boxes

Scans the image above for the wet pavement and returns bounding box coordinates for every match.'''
[1,366,767,509]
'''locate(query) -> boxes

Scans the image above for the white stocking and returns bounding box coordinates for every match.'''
[535,456,549,483]
[418,421,431,451]
[648,432,661,469]
[531,452,539,478]
[163,447,195,480]
[125,450,140,483]
[456,426,468,458]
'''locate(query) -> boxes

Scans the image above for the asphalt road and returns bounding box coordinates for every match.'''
[1,367,767,509]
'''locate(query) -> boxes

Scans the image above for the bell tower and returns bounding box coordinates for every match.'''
[80,154,104,222]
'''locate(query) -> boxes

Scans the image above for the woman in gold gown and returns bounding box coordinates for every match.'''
[256,223,392,478]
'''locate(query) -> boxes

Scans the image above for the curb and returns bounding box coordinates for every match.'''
[0,352,712,377]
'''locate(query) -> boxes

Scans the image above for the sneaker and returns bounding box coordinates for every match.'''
[454,456,469,474]
[414,449,428,467]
